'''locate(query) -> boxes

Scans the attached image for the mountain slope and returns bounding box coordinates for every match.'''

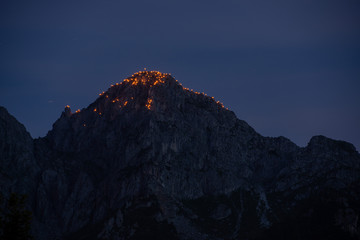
[0,106,39,197]
[0,71,359,239]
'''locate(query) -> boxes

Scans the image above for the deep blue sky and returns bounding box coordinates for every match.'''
[1,0,359,149]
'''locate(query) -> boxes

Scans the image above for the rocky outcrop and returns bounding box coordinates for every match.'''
[0,71,359,239]
[0,106,39,197]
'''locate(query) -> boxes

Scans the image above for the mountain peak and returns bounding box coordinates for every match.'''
[48,71,234,152]
[85,70,227,115]
[92,70,181,113]
[123,70,172,87]
[100,70,176,97]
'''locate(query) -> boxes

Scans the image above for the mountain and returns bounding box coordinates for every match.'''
[1,71,359,240]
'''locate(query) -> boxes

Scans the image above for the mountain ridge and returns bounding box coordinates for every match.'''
[0,71,359,239]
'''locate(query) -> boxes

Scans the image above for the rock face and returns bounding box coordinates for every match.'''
[0,71,359,240]
[0,106,39,198]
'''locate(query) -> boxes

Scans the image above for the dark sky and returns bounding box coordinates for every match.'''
[1,0,359,149]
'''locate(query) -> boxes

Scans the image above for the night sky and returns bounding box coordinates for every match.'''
[1,0,359,149]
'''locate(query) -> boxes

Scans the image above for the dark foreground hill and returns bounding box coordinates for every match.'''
[1,71,359,240]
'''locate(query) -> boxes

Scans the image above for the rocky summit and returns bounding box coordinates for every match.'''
[0,71,359,240]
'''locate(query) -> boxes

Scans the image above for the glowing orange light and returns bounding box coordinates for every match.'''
[96,70,229,112]
[145,98,153,110]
